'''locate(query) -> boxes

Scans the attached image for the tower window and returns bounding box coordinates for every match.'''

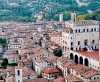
[17,70,20,76]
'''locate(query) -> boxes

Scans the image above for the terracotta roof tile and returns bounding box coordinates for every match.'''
[54,77,65,82]
[78,51,99,61]
[23,78,53,82]
[81,69,99,79]
[65,74,83,82]
[43,67,60,74]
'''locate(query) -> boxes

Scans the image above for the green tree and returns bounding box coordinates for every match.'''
[53,48,62,57]
[0,38,7,48]
[1,58,8,68]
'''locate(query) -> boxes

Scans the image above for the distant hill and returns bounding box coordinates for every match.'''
[0,0,100,22]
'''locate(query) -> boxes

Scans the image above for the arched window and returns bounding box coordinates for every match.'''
[84,58,89,66]
[75,55,78,64]
[70,53,74,60]
[79,57,83,64]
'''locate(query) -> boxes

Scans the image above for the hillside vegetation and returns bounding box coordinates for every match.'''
[0,0,100,22]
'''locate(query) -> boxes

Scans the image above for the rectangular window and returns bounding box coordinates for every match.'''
[78,41,80,45]
[84,39,88,46]
[83,29,85,32]
[87,29,88,32]
[94,28,96,31]
[91,28,93,32]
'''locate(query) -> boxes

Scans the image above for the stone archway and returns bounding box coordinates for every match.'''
[79,56,83,64]
[70,53,74,60]
[75,55,78,64]
[84,58,89,66]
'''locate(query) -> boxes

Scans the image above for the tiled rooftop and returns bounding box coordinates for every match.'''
[54,77,64,82]
[65,74,83,82]
[43,67,60,74]
[81,69,99,79]
[78,51,99,61]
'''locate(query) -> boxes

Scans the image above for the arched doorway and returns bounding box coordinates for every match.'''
[84,58,89,66]
[75,55,78,64]
[70,53,74,60]
[79,57,83,64]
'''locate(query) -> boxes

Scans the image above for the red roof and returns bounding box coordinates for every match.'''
[54,77,65,82]
[78,51,99,61]
[81,69,99,79]
[43,67,60,74]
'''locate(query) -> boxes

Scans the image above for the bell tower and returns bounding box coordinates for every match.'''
[71,12,77,23]
[59,14,63,22]
[15,62,24,82]
[15,68,23,82]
